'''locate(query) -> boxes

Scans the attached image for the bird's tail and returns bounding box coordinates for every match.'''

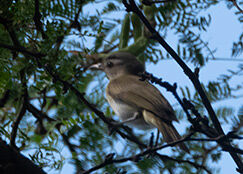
[143,110,189,153]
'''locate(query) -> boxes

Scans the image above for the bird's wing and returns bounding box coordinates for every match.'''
[106,75,178,122]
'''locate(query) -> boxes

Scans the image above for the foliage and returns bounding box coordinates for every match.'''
[0,0,242,174]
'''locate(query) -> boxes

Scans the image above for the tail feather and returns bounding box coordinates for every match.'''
[143,110,189,153]
[159,121,189,153]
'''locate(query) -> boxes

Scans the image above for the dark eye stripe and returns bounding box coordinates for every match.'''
[107,55,119,60]
[106,61,124,67]
[107,56,134,63]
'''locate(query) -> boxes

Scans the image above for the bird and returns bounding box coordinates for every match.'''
[93,52,188,152]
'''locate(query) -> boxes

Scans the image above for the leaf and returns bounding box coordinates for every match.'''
[30,134,43,144]
[119,13,131,49]
[120,36,149,56]
[131,13,142,42]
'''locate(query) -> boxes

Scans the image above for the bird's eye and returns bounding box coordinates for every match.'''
[106,61,113,68]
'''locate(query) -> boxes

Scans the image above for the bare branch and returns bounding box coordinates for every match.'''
[82,132,211,174]
[142,0,176,6]
[229,0,243,13]
[82,154,211,174]
[83,130,242,174]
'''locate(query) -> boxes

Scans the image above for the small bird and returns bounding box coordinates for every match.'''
[92,52,188,152]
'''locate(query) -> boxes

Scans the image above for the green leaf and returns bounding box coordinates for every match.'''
[30,134,43,144]
[119,14,131,49]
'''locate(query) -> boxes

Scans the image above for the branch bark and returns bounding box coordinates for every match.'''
[229,0,243,13]
[82,132,211,174]
[10,69,28,149]
[33,0,47,39]
[0,138,46,174]
[0,90,10,108]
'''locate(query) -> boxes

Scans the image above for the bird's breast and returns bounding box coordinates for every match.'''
[106,94,153,130]
[106,94,135,120]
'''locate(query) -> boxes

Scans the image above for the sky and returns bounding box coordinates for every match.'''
[51,1,243,174]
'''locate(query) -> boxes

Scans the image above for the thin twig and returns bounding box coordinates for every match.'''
[10,102,26,149]
[59,131,85,172]
[82,132,212,174]
[142,0,176,6]
[230,0,243,13]
[33,0,47,39]
[139,72,192,121]
[0,42,45,58]
[26,102,56,122]
[10,69,28,149]
[83,130,243,174]
[139,72,218,138]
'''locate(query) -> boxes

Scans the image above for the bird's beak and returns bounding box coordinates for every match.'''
[88,62,103,70]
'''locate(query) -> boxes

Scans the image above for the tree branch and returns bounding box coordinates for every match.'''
[82,132,211,174]
[10,101,26,149]
[82,154,211,174]
[0,138,46,174]
[229,0,243,13]
[83,130,242,174]
[26,102,56,122]
[122,0,243,172]
[0,90,10,108]
[140,72,218,137]
[0,42,45,58]
[10,69,28,149]
[33,0,47,39]
[59,132,85,173]
[142,0,176,6]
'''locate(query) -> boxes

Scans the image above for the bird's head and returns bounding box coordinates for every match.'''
[90,52,145,80]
